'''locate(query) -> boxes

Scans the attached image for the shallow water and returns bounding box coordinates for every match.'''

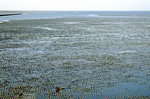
[0,12,150,98]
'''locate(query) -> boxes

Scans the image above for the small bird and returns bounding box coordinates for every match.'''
[55,87,64,93]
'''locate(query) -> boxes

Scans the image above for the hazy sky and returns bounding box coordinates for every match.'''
[0,0,150,11]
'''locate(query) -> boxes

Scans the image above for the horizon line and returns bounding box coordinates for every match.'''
[0,10,150,12]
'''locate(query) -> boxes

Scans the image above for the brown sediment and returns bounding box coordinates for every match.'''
[0,13,21,16]
[18,93,23,97]
[55,87,65,93]
[13,92,23,97]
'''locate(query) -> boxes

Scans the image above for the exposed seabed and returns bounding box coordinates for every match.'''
[0,17,150,98]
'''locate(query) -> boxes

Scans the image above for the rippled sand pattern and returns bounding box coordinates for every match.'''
[0,17,150,98]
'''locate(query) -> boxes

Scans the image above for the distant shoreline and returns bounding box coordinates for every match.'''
[0,13,21,16]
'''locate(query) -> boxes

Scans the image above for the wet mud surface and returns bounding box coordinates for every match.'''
[0,17,150,98]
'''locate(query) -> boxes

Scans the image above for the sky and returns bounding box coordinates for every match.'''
[0,0,150,11]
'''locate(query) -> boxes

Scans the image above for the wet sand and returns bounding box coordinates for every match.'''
[0,17,150,98]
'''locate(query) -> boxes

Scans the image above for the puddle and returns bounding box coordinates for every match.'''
[34,27,58,31]
[99,82,150,98]
[119,50,137,54]
[63,22,80,24]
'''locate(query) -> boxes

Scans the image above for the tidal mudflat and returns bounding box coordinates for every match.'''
[0,15,150,98]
